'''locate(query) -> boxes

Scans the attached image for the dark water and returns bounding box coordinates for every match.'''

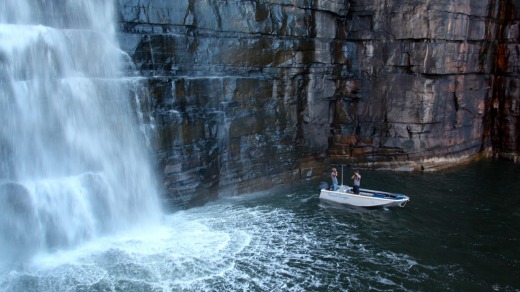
[1,159,519,291]
[306,159,520,291]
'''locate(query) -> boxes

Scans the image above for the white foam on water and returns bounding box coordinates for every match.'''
[1,208,252,290]
[1,190,442,291]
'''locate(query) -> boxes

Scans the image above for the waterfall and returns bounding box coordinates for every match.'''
[0,0,161,266]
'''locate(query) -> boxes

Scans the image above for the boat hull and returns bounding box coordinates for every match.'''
[319,186,409,208]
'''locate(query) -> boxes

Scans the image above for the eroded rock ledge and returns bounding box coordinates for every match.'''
[117,0,519,204]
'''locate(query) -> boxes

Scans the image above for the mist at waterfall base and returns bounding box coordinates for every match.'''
[1,2,519,292]
[0,160,518,291]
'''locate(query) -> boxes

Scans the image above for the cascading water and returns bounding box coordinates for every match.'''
[3,1,517,291]
[0,0,161,267]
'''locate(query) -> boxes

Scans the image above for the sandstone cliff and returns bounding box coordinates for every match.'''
[117,0,519,204]
[331,0,520,171]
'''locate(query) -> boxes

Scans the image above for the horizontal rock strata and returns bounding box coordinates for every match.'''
[117,0,519,203]
[329,0,519,171]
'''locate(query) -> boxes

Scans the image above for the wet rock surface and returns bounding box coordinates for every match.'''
[331,0,520,171]
[117,0,519,203]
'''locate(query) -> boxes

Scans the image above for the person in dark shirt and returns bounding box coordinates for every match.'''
[351,171,361,194]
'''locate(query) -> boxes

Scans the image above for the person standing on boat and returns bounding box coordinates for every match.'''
[331,168,339,191]
[351,171,361,194]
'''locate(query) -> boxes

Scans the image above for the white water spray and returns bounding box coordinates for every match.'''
[0,0,161,266]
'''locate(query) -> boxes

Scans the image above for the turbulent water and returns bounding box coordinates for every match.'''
[0,159,518,291]
[1,1,519,291]
[0,0,161,268]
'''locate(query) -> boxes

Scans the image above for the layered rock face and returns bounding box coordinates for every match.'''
[117,1,348,204]
[117,0,519,203]
[331,0,520,170]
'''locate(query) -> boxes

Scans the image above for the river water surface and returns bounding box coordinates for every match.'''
[1,159,519,291]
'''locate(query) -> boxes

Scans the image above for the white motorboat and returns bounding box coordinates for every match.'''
[319,184,410,208]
